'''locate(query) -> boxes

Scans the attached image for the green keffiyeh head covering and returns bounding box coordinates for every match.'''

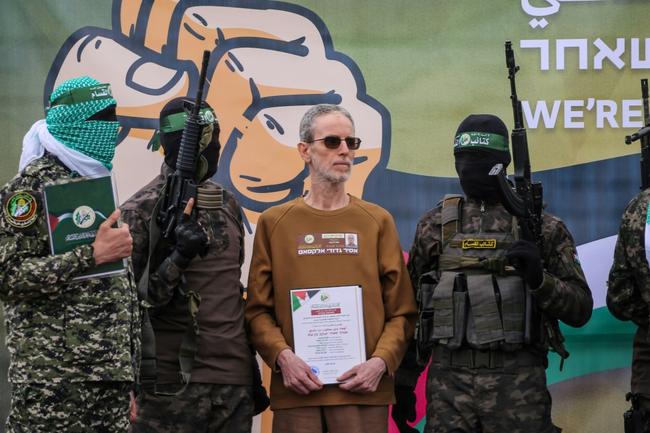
[46,76,119,170]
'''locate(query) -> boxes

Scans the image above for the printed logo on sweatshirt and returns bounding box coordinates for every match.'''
[297,233,359,256]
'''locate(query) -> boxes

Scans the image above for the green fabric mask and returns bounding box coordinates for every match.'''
[46,76,119,170]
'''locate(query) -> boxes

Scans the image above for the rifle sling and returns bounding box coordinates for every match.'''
[138,185,202,397]
[137,193,164,394]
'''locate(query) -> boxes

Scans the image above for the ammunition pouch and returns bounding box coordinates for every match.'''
[416,271,437,366]
[418,269,528,349]
[416,269,567,363]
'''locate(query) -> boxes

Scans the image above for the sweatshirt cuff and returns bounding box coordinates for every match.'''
[269,344,293,373]
[371,348,398,375]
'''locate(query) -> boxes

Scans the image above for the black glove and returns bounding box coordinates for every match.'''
[251,352,270,415]
[392,385,418,433]
[506,239,544,289]
[170,214,208,268]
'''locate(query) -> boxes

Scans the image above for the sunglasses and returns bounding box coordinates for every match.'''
[308,136,362,150]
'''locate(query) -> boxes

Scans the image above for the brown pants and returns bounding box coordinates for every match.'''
[272,405,388,433]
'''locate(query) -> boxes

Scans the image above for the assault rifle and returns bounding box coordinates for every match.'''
[625,78,650,190]
[491,41,544,246]
[490,41,569,364]
[157,50,211,238]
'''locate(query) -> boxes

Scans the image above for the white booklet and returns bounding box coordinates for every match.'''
[290,285,366,384]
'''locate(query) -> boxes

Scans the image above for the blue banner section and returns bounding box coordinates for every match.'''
[365,154,640,248]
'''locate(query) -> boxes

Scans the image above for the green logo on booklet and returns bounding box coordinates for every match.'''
[73,205,96,229]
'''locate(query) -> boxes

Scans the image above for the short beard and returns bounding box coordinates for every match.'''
[312,170,350,185]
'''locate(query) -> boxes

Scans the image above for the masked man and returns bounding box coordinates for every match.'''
[394,114,593,433]
[0,76,139,432]
[121,97,268,433]
[607,181,650,431]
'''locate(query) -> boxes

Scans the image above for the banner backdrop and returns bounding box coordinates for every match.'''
[0,1,647,432]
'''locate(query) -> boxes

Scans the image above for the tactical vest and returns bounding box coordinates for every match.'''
[419,195,528,354]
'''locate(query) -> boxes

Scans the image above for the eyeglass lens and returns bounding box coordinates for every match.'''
[322,136,361,150]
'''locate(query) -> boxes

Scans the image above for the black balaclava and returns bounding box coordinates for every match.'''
[453,114,511,200]
[156,97,221,183]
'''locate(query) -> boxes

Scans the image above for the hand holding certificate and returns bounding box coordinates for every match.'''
[276,349,323,395]
[290,285,366,385]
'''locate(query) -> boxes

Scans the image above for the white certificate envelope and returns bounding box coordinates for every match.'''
[290,285,366,384]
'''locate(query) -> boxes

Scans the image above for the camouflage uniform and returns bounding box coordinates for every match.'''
[6,382,132,433]
[608,189,650,417]
[132,383,252,433]
[121,163,254,433]
[0,154,140,432]
[403,197,592,433]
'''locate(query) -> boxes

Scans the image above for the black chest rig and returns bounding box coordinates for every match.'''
[417,195,529,359]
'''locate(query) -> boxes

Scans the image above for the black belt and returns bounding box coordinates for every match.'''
[433,345,545,369]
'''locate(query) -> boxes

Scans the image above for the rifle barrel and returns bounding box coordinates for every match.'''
[505,41,524,131]
[192,50,211,117]
[642,78,648,125]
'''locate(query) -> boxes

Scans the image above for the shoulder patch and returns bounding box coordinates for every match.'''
[3,191,39,228]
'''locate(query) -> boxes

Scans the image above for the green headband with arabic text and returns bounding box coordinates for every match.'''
[453,131,509,153]
[147,107,216,151]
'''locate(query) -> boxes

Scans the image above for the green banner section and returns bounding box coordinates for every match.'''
[547,306,635,385]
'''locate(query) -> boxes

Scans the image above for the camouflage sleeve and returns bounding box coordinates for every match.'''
[607,194,650,325]
[120,207,149,284]
[0,183,95,301]
[532,214,593,328]
[396,208,442,387]
[407,208,442,291]
[0,230,94,301]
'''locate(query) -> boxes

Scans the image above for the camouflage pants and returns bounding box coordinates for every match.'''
[132,383,253,433]
[6,381,131,433]
[425,364,561,433]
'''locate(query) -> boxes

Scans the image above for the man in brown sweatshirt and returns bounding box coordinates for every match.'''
[246,104,417,433]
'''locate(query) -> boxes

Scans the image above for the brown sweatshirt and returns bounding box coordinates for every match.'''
[246,195,416,409]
